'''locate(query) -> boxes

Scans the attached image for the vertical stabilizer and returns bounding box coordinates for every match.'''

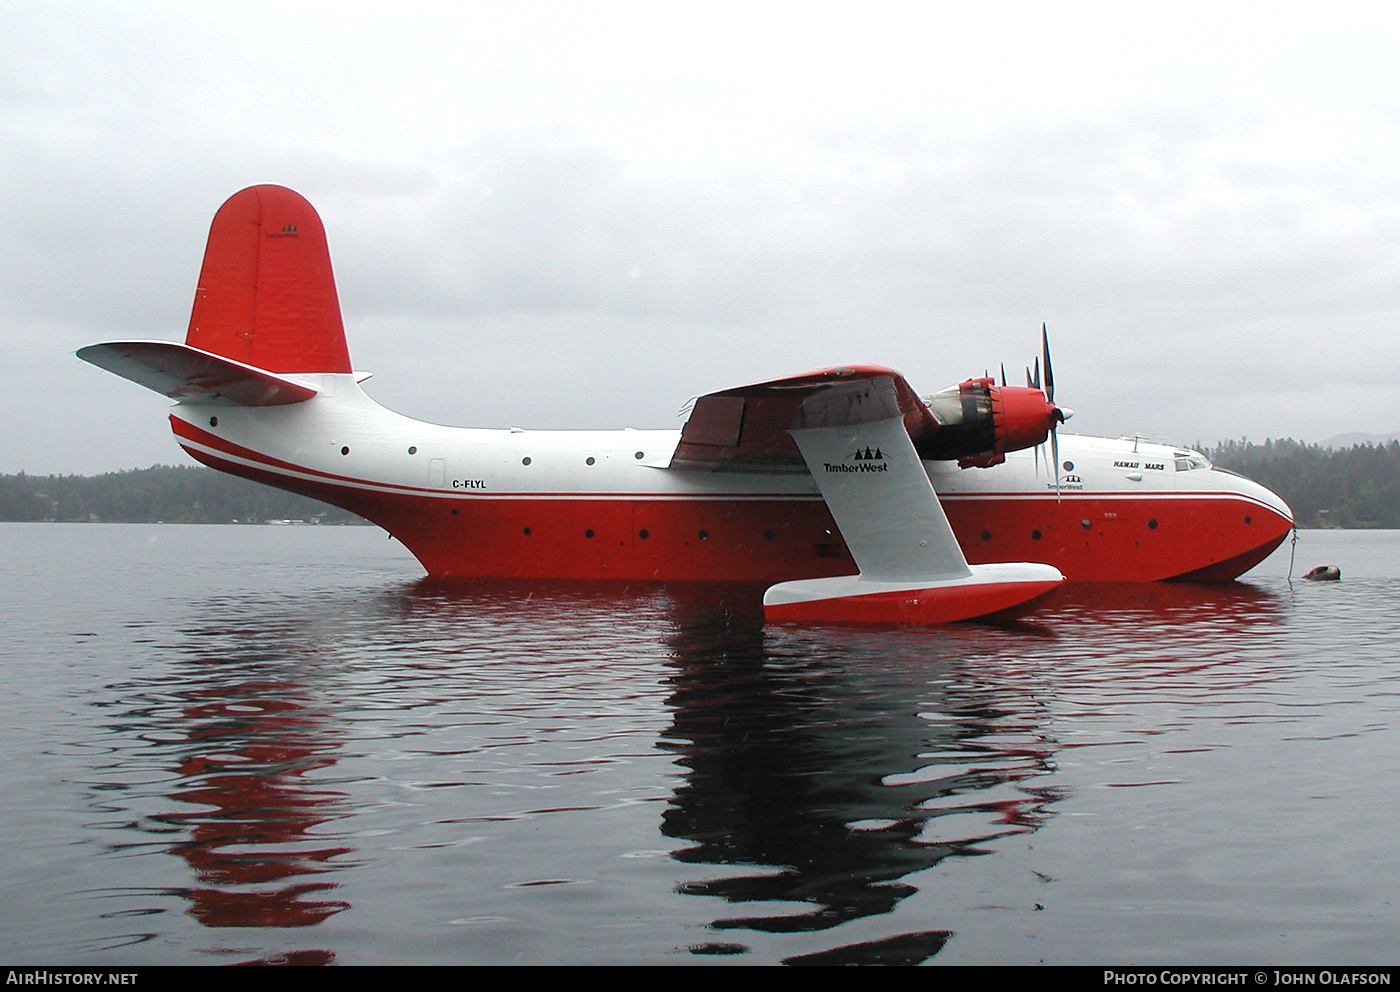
[186,185,352,374]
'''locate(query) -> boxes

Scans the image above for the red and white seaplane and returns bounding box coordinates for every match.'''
[79,186,1293,623]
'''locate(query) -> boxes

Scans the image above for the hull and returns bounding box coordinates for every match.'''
[181,414,1293,584]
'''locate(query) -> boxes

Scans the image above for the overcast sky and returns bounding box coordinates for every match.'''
[5,1,1400,474]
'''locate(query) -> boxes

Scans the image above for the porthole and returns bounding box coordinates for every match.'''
[208,416,218,427]
[1081,519,1092,530]
[522,456,532,466]
[638,529,650,540]
[586,456,596,466]
[1031,529,1042,541]
[634,451,644,460]
[523,527,532,536]
[764,530,776,541]
[340,446,350,456]
[698,530,709,540]
[408,446,417,455]
[1062,460,1074,472]
[1147,519,1158,530]
[584,529,595,539]
[980,530,992,541]
[1244,515,1252,525]
[450,509,458,516]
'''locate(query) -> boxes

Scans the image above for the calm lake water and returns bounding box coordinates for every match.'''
[2,523,1398,966]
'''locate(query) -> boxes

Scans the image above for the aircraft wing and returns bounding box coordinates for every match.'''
[673,366,1062,622]
[77,341,318,406]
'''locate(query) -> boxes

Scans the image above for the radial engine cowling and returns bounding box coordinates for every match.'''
[918,377,1064,467]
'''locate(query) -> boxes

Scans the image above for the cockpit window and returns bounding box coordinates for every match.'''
[1173,452,1210,471]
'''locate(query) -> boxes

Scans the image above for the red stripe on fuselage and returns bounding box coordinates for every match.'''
[171,415,444,494]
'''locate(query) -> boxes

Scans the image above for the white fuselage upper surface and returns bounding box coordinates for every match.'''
[173,374,1284,514]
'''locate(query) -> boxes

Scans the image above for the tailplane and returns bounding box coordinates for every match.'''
[78,185,351,405]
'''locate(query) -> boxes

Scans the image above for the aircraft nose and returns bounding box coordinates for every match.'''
[1214,467,1294,526]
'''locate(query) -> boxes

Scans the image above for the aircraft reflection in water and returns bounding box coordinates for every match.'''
[660,595,1054,964]
[103,622,354,963]
[656,581,1285,964]
[159,679,350,938]
[96,573,1283,964]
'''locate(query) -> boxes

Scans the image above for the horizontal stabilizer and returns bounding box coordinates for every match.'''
[77,341,318,406]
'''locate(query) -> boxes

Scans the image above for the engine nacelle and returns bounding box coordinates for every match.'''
[918,378,1064,467]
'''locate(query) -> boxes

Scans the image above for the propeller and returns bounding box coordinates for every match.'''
[922,330,1071,469]
[1039,323,1072,494]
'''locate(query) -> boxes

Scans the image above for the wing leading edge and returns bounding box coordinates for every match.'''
[677,368,1063,623]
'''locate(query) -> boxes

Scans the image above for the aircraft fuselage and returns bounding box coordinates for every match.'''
[169,374,1293,583]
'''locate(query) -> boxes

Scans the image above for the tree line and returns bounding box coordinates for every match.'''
[3,439,1397,527]
[1207,438,1400,528]
[0,464,366,524]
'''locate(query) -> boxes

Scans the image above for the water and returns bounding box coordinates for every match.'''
[2,523,1397,965]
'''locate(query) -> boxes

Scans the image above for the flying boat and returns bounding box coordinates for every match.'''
[78,186,1294,623]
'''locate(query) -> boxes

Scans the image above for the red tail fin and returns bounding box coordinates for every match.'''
[186,185,352,374]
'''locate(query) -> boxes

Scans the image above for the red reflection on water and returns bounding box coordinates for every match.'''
[233,949,338,966]
[1039,579,1283,625]
[160,683,351,931]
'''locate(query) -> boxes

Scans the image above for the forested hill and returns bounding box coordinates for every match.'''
[0,465,367,524]
[1208,438,1400,528]
[3,440,1397,527]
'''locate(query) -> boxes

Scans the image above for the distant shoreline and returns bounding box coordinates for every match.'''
[0,465,368,526]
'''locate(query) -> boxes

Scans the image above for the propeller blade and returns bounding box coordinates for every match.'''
[1000,363,1007,388]
[1042,322,1054,403]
